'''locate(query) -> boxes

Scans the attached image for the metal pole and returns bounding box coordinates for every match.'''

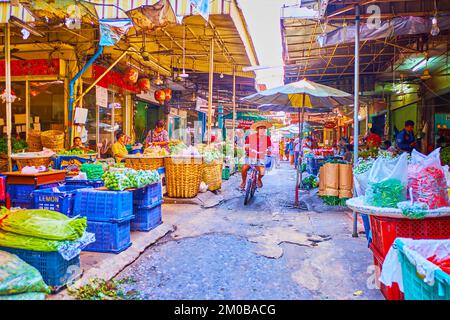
[25,80,29,140]
[5,23,12,171]
[352,4,361,238]
[295,93,306,207]
[207,38,214,144]
[353,4,360,165]
[232,65,236,156]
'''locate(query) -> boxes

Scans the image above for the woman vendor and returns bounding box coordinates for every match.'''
[111,132,129,163]
[145,120,169,150]
[70,137,88,151]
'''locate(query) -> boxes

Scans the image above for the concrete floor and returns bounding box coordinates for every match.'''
[115,162,384,300]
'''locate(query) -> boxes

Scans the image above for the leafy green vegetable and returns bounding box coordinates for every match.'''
[320,196,348,206]
[302,175,318,190]
[441,147,450,166]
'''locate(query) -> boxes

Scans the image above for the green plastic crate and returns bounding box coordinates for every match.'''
[396,239,450,300]
[222,167,231,180]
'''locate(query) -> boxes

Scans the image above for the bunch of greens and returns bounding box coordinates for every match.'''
[169,142,188,155]
[441,147,450,166]
[80,164,104,180]
[0,208,87,241]
[67,277,139,300]
[302,175,318,190]
[365,178,405,208]
[378,150,398,160]
[354,158,374,175]
[320,196,348,206]
[201,146,223,164]
[0,137,27,154]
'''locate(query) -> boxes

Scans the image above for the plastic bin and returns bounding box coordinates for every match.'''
[64,178,104,189]
[370,215,450,257]
[370,243,404,300]
[0,246,80,288]
[7,183,60,208]
[73,189,133,222]
[131,202,163,232]
[84,216,133,253]
[132,183,162,209]
[33,185,92,217]
[395,239,450,300]
[222,167,231,180]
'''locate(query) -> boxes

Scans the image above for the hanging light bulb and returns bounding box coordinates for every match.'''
[154,73,163,86]
[431,16,440,36]
[219,73,224,79]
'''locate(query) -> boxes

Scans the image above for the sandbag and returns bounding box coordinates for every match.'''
[0,250,50,296]
[323,163,339,197]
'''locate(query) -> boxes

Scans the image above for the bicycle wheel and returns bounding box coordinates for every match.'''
[251,174,257,197]
[244,176,253,205]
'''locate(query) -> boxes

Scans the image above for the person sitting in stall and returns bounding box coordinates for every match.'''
[365,128,382,149]
[145,120,169,150]
[70,136,88,151]
[396,120,416,153]
[111,132,129,163]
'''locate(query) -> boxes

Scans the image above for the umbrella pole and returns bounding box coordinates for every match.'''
[207,38,214,145]
[295,93,306,207]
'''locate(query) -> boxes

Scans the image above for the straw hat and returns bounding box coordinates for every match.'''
[251,120,273,131]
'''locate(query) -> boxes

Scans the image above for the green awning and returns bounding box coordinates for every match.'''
[223,112,268,121]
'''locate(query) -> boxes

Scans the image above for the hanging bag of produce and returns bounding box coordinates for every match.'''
[408,148,449,209]
[365,152,408,208]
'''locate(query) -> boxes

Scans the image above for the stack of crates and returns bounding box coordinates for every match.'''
[73,189,133,253]
[7,183,60,209]
[32,185,93,217]
[131,182,163,232]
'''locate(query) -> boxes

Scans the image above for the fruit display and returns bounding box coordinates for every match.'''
[143,145,170,157]
[199,145,223,164]
[102,169,160,191]
[57,148,96,156]
[80,164,104,180]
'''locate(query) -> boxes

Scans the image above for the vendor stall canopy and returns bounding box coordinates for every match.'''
[1,0,259,78]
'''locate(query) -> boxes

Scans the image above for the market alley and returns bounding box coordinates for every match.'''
[115,162,383,300]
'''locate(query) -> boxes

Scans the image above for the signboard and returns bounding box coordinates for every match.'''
[238,120,253,130]
[324,121,336,129]
[96,85,108,108]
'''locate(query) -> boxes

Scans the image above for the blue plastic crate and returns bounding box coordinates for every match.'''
[131,202,163,232]
[10,200,34,209]
[0,246,80,288]
[132,183,162,209]
[33,185,92,217]
[396,239,450,300]
[73,189,133,222]
[84,216,133,253]
[64,178,104,189]
[7,183,60,204]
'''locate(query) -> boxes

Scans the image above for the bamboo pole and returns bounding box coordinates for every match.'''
[207,38,214,144]
[5,23,12,171]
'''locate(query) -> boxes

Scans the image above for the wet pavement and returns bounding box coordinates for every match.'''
[116,162,384,300]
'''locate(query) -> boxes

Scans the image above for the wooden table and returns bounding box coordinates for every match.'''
[2,170,66,186]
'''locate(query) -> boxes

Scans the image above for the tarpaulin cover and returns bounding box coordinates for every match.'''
[318,15,450,47]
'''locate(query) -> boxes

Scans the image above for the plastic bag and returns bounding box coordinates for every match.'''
[365,153,408,207]
[0,250,50,296]
[0,208,87,241]
[408,149,449,209]
[103,171,132,190]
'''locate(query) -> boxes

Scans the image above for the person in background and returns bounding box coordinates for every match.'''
[396,120,416,153]
[284,138,290,161]
[365,128,382,149]
[111,132,129,163]
[293,135,300,168]
[279,138,285,161]
[343,144,353,163]
[288,138,295,166]
[145,120,169,150]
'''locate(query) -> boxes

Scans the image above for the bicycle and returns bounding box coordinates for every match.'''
[243,150,271,205]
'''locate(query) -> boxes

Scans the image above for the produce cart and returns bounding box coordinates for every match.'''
[347,197,450,300]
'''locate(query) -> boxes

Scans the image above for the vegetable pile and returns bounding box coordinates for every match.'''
[0,137,27,154]
[354,158,374,175]
[143,146,169,157]
[365,178,405,208]
[441,147,450,166]
[102,169,160,191]
[67,277,139,300]
[320,196,348,206]
[80,164,104,180]
[57,148,96,155]
[408,165,449,209]
[302,175,318,190]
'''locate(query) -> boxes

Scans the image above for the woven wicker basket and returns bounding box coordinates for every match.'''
[202,160,223,191]
[41,130,64,151]
[164,156,204,198]
[124,156,164,171]
[27,130,43,152]
[13,156,52,170]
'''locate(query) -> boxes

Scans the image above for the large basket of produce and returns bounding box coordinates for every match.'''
[12,156,52,171]
[40,130,64,152]
[164,155,204,198]
[26,130,42,152]
[202,161,223,191]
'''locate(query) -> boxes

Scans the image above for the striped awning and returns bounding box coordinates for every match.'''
[0,0,34,23]
[86,0,230,19]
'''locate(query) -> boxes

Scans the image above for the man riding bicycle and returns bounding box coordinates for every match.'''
[239,121,272,190]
